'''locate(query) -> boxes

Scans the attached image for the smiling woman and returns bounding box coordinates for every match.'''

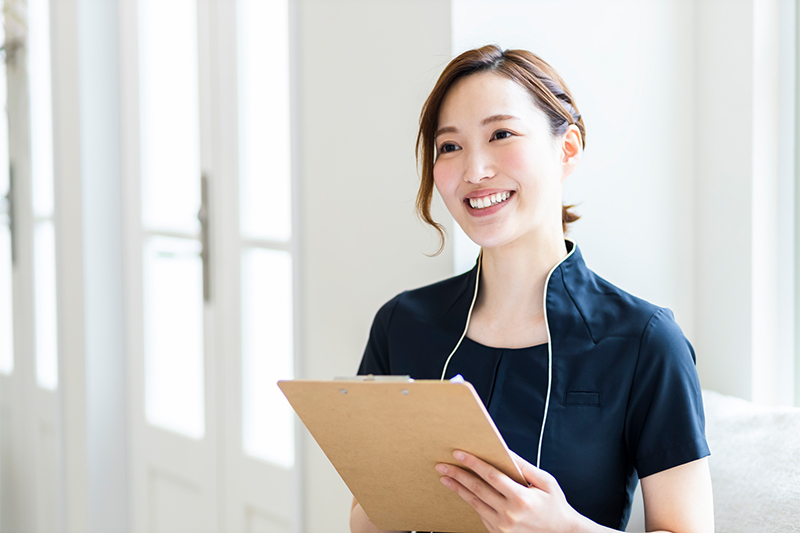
[350,45,714,533]
[430,72,577,260]
[416,46,583,256]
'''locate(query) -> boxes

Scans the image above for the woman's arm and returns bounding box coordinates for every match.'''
[638,458,714,533]
[572,458,714,533]
[437,451,714,533]
[349,497,407,533]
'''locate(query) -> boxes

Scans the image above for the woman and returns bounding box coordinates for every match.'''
[350,45,713,533]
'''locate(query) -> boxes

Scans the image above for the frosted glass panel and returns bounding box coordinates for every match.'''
[34,222,57,389]
[0,8,8,199]
[241,248,294,467]
[28,0,54,218]
[144,236,204,438]
[0,227,12,374]
[0,6,10,376]
[238,0,291,242]
[139,0,201,233]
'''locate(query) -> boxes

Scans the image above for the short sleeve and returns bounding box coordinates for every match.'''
[625,308,710,478]
[357,294,403,376]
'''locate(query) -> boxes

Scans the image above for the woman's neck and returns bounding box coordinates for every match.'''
[480,234,567,309]
[467,233,568,348]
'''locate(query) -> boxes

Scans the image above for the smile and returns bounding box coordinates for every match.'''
[468,191,512,210]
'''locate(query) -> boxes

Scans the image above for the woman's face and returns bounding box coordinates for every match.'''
[433,72,577,250]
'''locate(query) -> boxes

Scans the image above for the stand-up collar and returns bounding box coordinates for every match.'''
[441,240,596,355]
[545,241,597,356]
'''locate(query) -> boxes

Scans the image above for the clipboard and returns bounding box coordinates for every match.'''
[278,377,526,533]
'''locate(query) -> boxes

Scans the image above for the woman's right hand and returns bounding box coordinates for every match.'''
[349,498,407,533]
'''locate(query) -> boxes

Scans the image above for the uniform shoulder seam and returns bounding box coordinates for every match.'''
[623,307,669,450]
[382,291,407,337]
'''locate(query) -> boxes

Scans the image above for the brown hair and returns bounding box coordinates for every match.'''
[415,45,585,254]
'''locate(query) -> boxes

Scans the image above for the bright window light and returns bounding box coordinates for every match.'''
[238,0,292,242]
[28,0,54,219]
[139,0,201,234]
[143,236,205,439]
[241,248,294,468]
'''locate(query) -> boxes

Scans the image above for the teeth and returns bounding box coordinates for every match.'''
[469,192,511,209]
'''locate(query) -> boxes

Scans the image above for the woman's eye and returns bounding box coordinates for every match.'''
[492,130,513,140]
[439,143,459,154]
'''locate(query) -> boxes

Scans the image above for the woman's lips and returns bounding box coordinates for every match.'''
[463,190,515,217]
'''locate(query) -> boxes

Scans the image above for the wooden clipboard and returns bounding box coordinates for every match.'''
[278,378,526,533]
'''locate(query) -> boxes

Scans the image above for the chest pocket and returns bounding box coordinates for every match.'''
[564,391,601,407]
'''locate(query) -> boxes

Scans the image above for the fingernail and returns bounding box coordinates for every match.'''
[453,450,465,461]
[436,464,447,474]
[440,477,451,487]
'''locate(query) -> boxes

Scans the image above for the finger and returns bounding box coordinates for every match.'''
[515,458,560,494]
[452,450,521,497]
[436,462,505,510]
[509,450,526,467]
[440,473,499,524]
[507,450,532,486]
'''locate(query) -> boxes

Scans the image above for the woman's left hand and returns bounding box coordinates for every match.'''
[436,450,584,533]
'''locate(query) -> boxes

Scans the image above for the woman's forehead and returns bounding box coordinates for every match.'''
[437,72,543,128]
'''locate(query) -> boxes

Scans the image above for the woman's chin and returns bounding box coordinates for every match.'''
[460,229,515,251]
[460,227,559,253]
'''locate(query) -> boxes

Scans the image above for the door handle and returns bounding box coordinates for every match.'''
[1,164,15,265]
[198,173,210,302]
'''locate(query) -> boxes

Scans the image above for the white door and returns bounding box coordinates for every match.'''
[123,0,218,530]
[0,1,61,531]
[216,0,301,530]
[122,1,300,531]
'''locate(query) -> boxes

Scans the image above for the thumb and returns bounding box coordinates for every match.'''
[510,451,559,493]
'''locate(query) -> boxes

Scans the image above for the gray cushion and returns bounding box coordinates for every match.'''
[703,390,800,532]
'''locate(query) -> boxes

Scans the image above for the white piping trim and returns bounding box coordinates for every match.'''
[438,240,576,470]
[536,240,576,468]
[440,251,482,380]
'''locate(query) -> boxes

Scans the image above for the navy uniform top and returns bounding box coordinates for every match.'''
[357,242,709,531]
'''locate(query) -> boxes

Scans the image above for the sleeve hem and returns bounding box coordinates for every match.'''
[636,436,710,479]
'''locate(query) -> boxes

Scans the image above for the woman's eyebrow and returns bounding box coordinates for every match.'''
[434,115,518,139]
[481,114,518,126]
[434,125,458,138]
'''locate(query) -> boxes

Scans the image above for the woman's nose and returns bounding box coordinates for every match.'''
[462,149,494,183]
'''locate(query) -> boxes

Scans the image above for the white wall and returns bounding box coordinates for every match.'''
[298,0,453,530]
[450,0,797,406]
[77,0,128,531]
[50,0,89,530]
[694,0,796,405]
[52,0,130,531]
[452,0,698,339]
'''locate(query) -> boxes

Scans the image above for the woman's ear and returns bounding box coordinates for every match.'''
[560,124,583,182]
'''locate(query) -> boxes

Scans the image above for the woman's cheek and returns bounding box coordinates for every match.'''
[500,148,533,176]
[433,162,460,203]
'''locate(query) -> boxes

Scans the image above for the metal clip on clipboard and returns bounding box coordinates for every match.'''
[334,375,413,381]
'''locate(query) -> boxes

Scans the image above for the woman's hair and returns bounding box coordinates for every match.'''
[415,45,585,254]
